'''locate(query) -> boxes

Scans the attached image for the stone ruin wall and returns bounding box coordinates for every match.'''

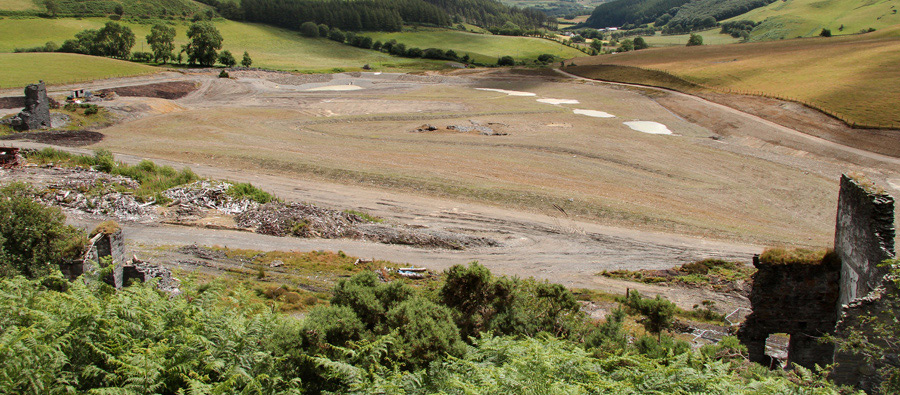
[831,175,896,392]
[738,174,896,392]
[10,82,51,131]
[736,253,841,370]
[834,174,896,306]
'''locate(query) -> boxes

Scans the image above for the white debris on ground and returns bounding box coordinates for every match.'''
[31,166,155,222]
[474,88,537,97]
[573,109,616,118]
[623,121,673,135]
[164,180,259,215]
[537,99,580,105]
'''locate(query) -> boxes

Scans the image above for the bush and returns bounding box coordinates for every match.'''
[383,298,464,369]
[820,28,832,37]
[328,28,345,43]
[317,24,329,37]
[0,183,86,278]
[227,182,276,203]
[620,290,676,337]
[687,33,703,46]
[131,51,152,62]
[301,304,366,351]
[219,69,229,78]
[633,36,648,50]
[217,49,236,67]
[497,55,515,66]
[537,53,555,63]
[300,21,319,38]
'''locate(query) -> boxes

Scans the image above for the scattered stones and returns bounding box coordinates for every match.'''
[412,124,438,132]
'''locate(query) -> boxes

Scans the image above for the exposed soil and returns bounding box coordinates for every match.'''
[698,92,900,159]
[0,130,103,146]
[3,68,899,313]
[97,81,199,100]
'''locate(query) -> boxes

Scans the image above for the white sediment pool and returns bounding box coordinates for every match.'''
[475,88,537,97]
[623,121,673,135]
[306,85,365,91]
[537,99,580,105]
[573,109,615,118]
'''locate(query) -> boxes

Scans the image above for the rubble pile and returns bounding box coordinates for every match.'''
[127,262,180,294]
[447,120,509,136]
[357,224,497,250]
[40,190,154,222]
[236,201,498,249]
[36,167,153,222]
[164,181,259,215]
[236,201,364,238]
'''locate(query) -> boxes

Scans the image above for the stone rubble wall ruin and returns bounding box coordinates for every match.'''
[834,175,896,306]
[59,228,178,292]
[10,82,51,131]
[738,174,896,392]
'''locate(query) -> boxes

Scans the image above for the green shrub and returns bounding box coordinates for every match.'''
[497,55,515,66]
[0,183,86,278]
[383,298,464,369]
[227,182,276,203]
[301,304,367,351]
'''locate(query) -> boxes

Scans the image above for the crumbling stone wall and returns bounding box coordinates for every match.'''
[62,229,127,287]
[10,82,51,131]
[832,281,899,392]
[737,253,842,369]
[834,174,895,306]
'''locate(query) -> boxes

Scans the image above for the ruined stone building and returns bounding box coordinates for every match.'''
[738,174,896,392]
[59,226,178,293]
[10,81,51,131]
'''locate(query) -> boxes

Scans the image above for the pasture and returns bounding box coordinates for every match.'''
[363,28,587,63]
[0,0,38,11]
[642,29,741,47]
[566,29,900,128]
[0,53,157,88]
[733,0,900,41]
[0,18,445,71]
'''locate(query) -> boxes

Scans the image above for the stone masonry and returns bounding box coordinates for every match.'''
[738,174,896,392]
[10,81,51,131]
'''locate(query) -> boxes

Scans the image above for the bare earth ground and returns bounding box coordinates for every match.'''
[3,68,899,311]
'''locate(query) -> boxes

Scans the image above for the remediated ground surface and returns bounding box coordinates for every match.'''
[3,67,899,310]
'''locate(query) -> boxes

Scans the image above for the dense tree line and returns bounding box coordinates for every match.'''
[239,0,552,33]
[241,0,445,32]
[582,0,772,34]
[423,0,553,30]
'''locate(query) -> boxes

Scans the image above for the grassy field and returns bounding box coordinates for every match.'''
[0,53,158,88]
[0,0,37,11]
[567,28,900,128]
[642,29,741,47]
[363,28,587,63]
[0,18,445,72]
[732,0,900,41]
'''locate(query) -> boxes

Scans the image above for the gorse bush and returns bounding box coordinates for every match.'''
[0,183,85,279]
[0,268,853,393]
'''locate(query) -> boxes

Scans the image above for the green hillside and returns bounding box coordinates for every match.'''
[732,0,900,40]
[364,28,586,63]
[0,0,213,17]
[0,18,444,71]
[0,0,39,11]
[0,52,158,88]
